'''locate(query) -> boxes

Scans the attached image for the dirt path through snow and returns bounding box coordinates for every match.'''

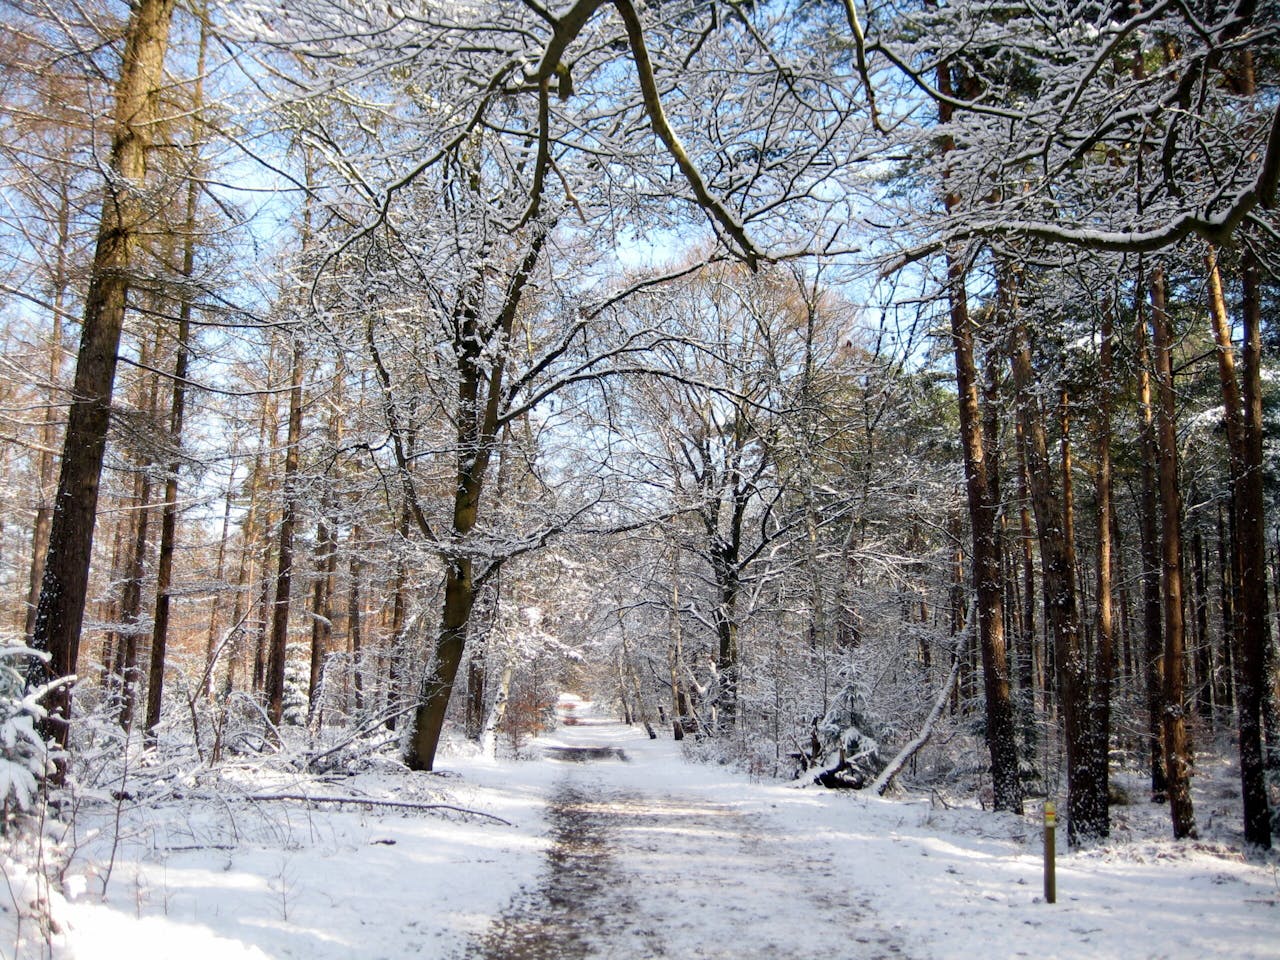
[472,713,910,960]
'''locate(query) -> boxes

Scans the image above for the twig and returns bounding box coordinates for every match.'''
[304,704,417,769]
[234,793,512,826]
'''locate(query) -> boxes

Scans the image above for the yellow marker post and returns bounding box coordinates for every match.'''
[1043,800,1057,904]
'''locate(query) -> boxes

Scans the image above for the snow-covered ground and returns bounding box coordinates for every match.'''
[4,698,1278,959]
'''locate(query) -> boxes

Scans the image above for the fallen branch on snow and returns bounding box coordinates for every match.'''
[238,793,512,825]
[869,653,963,796]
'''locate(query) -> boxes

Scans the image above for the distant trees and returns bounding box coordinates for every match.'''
[0,0,1274,854]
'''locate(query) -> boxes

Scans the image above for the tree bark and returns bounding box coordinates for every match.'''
[1092,306,1115,837]
[936,59,1021,813]
[1010,315,1102,844]
[403,230,547,771]
[265,336,305,729]
[1015,423,1039,764]
[1133,294,1168,800]
[1149,265,1197,840]
[1221,242,1274,846]
[30,0,178,753]
[347,525,365,713]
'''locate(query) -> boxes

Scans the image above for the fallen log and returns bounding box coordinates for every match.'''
[869,654,962,796]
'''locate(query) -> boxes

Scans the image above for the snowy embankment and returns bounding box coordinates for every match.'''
[5,697,1278,959]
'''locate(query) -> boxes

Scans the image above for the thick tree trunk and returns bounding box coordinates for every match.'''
[935,60,1020,812]
[30,0,178,753]
[712,549,741,730]
[1149,265,1197,840]
[405,557,475,770]
[1229,245,1274,846]
[943,257,1020,811]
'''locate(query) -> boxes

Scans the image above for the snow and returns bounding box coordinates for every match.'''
[5,698,1278,959]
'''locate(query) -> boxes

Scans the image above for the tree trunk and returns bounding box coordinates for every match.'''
[1216,503,1237,712]
[1015,423,1039,763]
[347,525,365,713]
[307,511,337,718]
[943,261,1019,810]
[144,77,204,737]
[935,58,1020,812]
[116,321,164,731]
[1092,306,1115,837]
[480,658,516,758]
[115,466,153,732]
[1222,242,1274,846]
[30,0,178,753]
[384,498,412,729]
[204,472,234,697]
[1134,295,1168,800]
[265,336,305,729]
[1149,265,1197,840]
[1011,315,1101,844]
[1191,521,1213,720]
[403,230,546,771]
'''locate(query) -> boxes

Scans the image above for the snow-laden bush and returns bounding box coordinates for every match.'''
[0,645,60,824]
[810,676,891,788]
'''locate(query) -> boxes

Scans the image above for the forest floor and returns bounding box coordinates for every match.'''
[4,699,1279,959]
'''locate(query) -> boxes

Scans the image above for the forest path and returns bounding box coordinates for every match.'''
[471,704,910,960]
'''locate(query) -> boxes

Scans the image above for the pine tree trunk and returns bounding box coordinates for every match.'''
[934,59,1020,812]
[1232,244,1274,845]
[30,0,178,753]
[1216,504,1237,711]
[1134,296,1168,799]
[1092,308,1115,838]
[943,254,1020,809]
[1016,424,1039,762]
[1149,265,1197,840]
[115,467,153,732]
[1011,316,1101,844]
[1191,522,1213,719]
